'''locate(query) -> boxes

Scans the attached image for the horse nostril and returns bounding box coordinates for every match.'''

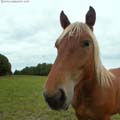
[58,88,66,102]
[43,89,66,110]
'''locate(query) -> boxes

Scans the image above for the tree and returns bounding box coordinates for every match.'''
[0,54,12,76]
[14,70,21,75]
[14,63,52,76]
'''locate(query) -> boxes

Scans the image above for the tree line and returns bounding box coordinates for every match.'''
[14,63,52,76]
[0,53,52,76]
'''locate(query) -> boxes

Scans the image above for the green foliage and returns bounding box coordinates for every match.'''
[0,54,12,76]
[14,63,52,76]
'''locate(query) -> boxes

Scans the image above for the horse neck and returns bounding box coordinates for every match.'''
[81,59,97,93]
[72,59,97,108]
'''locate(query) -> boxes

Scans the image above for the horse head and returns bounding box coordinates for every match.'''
[43,6,96,110]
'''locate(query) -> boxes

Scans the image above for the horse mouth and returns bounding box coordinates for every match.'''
[44,94,69,111]
[47,102,69,111]
[43,88,69,111]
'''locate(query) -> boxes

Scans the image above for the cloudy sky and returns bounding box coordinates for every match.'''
[0,0,120,72]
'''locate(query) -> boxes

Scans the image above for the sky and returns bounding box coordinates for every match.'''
[0,0,120,72]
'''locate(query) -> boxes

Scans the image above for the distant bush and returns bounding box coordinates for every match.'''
[14,63,52,76]
[0,54,12,76]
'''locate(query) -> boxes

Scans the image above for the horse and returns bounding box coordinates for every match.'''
[43,6,120,120]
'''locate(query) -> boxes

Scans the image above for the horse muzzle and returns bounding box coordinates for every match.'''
[43,88,68,110]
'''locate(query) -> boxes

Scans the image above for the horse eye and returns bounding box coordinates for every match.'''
[83,40,90,47]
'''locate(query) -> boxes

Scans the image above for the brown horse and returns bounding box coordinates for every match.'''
[43,6,120,120]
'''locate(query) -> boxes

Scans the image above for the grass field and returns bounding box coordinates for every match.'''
[0,76,119,120]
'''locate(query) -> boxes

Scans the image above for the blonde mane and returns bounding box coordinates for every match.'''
[56,22,114,87]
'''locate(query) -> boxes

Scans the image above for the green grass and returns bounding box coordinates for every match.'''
[0,75,119,120]
[0,75,77,120]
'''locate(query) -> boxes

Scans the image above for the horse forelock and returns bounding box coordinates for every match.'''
[56,22,85,45]
[56,22,114,88]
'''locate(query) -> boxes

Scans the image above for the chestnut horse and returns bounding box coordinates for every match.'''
[43,6,120,120]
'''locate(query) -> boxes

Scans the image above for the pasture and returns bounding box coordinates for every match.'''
[0,75,119,120]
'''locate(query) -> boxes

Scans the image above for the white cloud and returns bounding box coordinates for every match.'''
[0,0,120,71]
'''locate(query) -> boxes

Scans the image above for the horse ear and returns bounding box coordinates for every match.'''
[60,11,71,29]
[85,6,96,31]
